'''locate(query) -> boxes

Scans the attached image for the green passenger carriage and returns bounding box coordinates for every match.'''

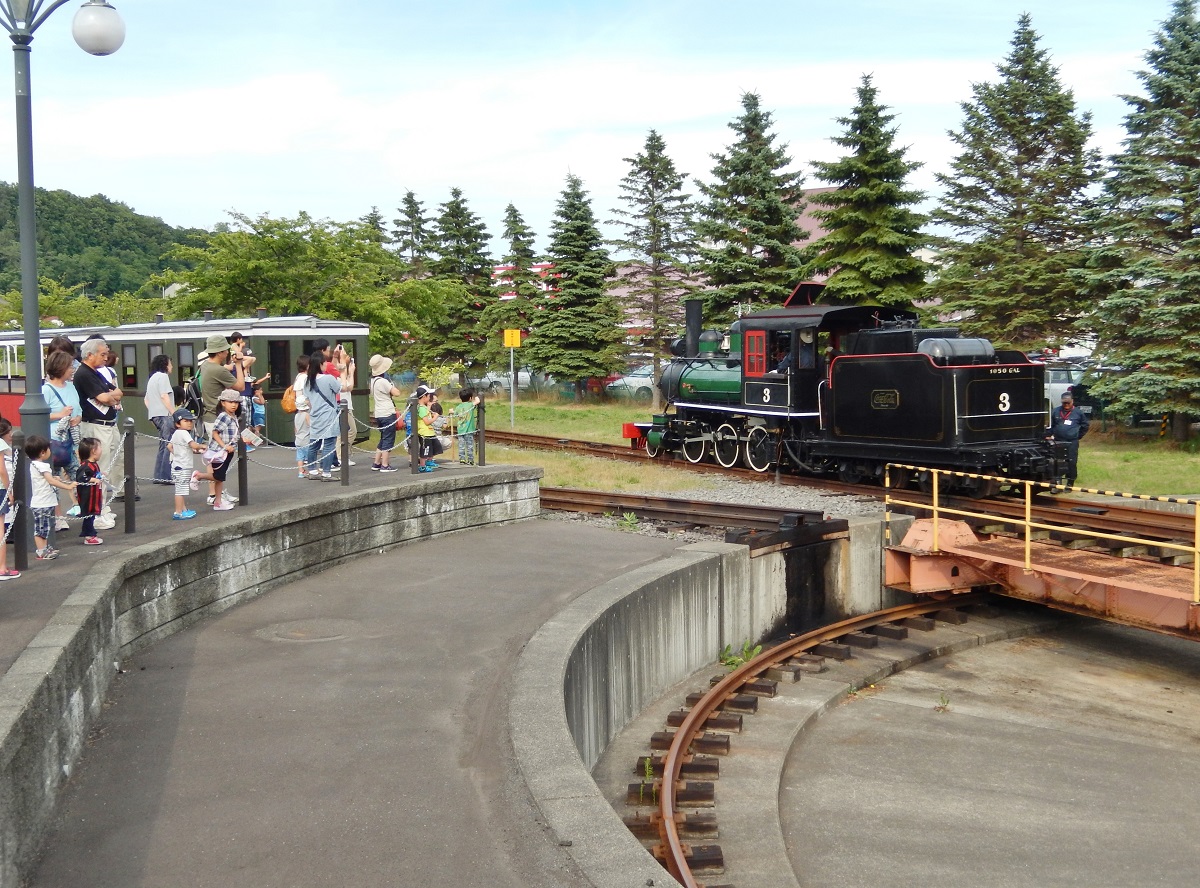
[0,313,371,445]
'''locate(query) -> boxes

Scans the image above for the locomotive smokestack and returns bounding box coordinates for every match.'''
[685,299,703,359]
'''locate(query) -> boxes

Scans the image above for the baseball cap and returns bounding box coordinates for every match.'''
[172,408,196,423]
[415,384,433,398]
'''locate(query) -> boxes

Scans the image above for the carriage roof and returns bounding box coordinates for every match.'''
[0,315,369,346]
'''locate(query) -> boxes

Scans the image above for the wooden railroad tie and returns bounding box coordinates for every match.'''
[626,780,715,807]
[686,691,759,714]
[635,754,720,780]
[811,641,853,660]
[623,810,717,839]
[869,622,909,640]
[651,842,725,874]
[667,709,743,732]
[708,674,778,697]
[651,730,731,755]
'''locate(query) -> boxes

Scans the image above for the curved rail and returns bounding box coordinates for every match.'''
[656,594,987,886]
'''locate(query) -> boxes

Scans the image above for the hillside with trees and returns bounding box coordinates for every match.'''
[0,183,207,297]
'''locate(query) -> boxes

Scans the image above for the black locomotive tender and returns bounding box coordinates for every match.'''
[629,303,1064,494]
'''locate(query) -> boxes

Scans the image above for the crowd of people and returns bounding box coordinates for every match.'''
[0,331,483,583]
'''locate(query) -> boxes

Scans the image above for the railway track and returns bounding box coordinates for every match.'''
[498,431,1198,559]
[641,594,992,886]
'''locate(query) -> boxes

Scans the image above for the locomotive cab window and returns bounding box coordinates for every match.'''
[744,330,768,377]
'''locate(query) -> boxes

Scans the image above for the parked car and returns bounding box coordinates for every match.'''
[605,364,656,403]
[471,369,552,394]
[1043,363,1088,414]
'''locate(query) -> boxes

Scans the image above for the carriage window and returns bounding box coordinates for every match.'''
[267,339,290,389]
[178,343,195,383]
[149,343,163,365]
[122,345,137,388]
[744,331,767,377]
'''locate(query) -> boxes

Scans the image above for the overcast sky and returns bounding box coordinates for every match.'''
[0,0,1173,250]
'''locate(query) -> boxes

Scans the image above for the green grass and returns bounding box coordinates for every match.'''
[1077,434,1200,496]
[479,396,648,444]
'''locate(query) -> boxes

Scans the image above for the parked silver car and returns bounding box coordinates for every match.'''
[605,364,656,403]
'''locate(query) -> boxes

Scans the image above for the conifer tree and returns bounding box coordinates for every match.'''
[1085,0,1200,435]
[695,92,808,321]
[807,76,928,307]
[429,187,492,287]
[392,191,433,274]
[609,129,700,409]
[359,206,389,244]
[928,15,1101,348]
[525,175,624,399]
[475,203,542,370]
[424,189,493,373]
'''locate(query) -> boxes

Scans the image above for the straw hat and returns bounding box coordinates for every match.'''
[369,354,393,376]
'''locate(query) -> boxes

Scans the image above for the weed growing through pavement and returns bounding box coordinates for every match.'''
[720,639,762,669]
[638,755,657,804]
[935,692,951,712]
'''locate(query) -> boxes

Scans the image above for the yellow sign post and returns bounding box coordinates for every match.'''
[503,329,521,427]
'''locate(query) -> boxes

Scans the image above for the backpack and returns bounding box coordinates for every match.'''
[281,385,297,414]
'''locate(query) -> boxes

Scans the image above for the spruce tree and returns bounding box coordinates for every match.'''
[1086,0,1200,435]
[392,191,433,274]
[359,206,389,244]
[525,175,624,399]
[429,187,492,287]
[928,14,1101,348]
[475,203,541,370]
[695,92,808,321]
[807,75,928,307]
[609,129,700,409]
[424,189,493,374]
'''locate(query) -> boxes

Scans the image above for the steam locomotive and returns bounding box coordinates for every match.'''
[626,303,1063,494]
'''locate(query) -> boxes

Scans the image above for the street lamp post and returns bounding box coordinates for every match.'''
[1,0,124,440]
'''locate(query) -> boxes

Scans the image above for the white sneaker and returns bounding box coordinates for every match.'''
[223,492,239,503]
[55,518,70,531]
[94,515,116,530]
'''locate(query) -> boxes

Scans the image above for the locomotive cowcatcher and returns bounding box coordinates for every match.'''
[627,302,1063,494]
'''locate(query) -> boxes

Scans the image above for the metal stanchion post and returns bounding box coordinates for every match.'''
[237,407,250,506]
[11,428,28,569]
[408,395,420,475]
[122,417,135,534]
[339,404,350,485]
[477,395,486,467]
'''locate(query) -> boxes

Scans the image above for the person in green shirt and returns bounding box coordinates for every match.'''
[450,388,480,465]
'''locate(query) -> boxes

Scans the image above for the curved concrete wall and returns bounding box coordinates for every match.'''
[510,540,786,888]
[0,469,541,888]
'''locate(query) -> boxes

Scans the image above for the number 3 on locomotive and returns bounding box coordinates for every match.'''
[998,392,1010,413]
[762,387,771,404]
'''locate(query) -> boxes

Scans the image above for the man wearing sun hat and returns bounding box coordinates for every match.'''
[199,333,246,425]
[368,354,403,472]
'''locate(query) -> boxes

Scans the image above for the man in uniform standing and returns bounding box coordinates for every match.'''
[1050,390,1090,487]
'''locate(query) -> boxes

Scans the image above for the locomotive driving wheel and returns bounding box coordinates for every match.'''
[743,426,774,472]
[680,424,708,464]
[838,464,864,485]
[713,423,741,468]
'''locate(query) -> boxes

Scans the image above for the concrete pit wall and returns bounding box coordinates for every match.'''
[0,469,541,888]
[510,517,901,888]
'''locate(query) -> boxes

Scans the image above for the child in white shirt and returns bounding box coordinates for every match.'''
[167,408,205,520]
[26,434,77,561]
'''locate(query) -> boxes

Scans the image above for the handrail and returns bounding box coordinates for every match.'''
[883,464,1200,605]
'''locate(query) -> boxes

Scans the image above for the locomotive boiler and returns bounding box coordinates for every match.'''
[629,303,1062,494]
